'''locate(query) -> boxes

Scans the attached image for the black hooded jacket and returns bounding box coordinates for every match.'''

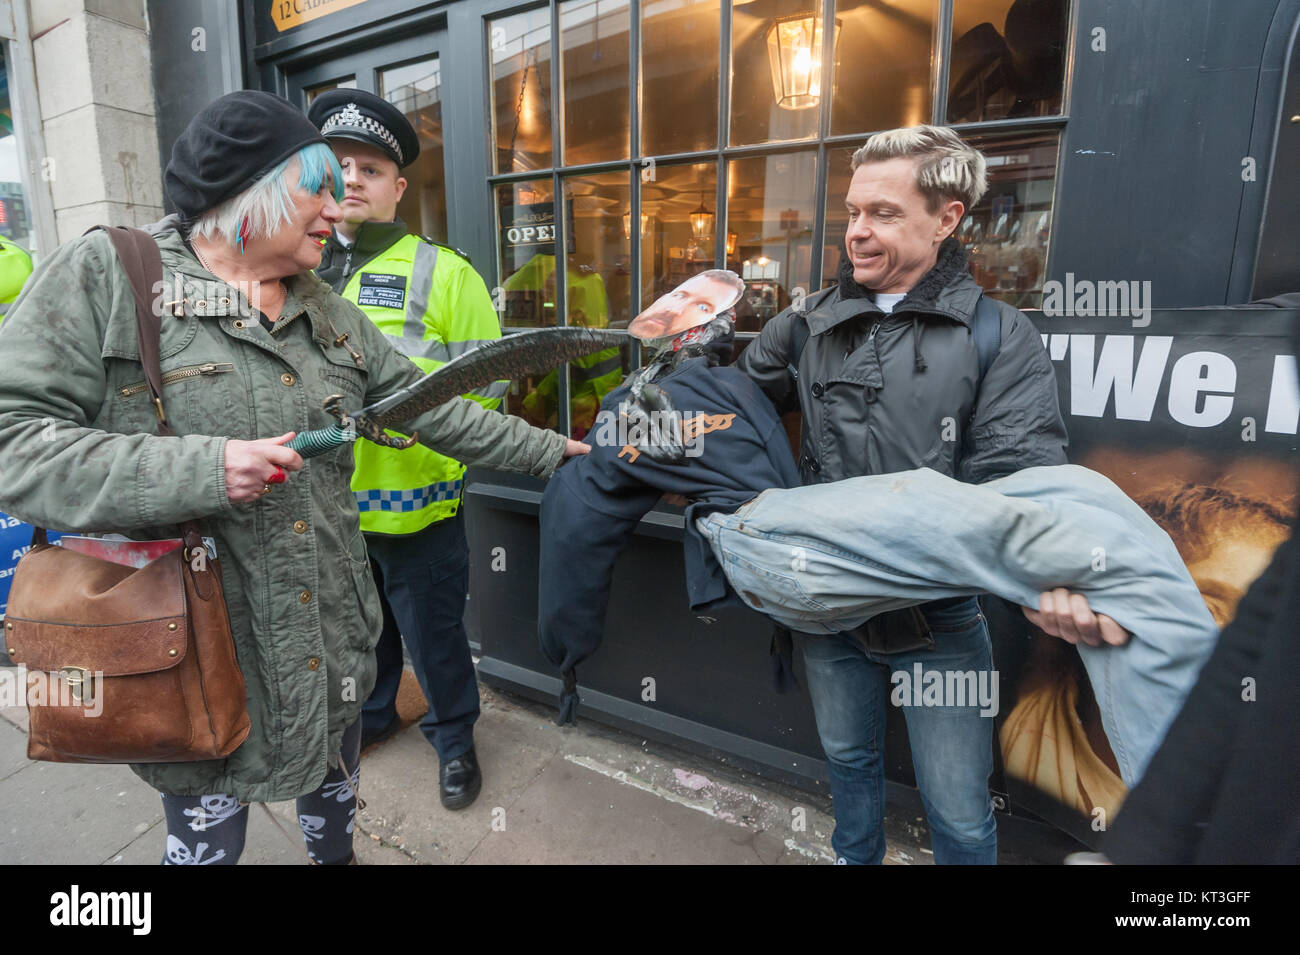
[739,239,1068,486]
[538,355,801,676]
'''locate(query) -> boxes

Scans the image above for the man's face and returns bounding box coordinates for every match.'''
[331,140,407,227]
[843,157,964,294]
[628,274,742,340]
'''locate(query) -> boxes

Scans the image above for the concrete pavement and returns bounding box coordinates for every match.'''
[1,665,941,865]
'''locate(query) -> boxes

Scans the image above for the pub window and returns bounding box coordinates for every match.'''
[959,130,1060,309]
[561,0,632,166]
[641,161,717,308]
[726,150,818,330]
[486,0,1071,437]
[380,58,447,244]
[304,76,357,105]
[490,7,554,174]
[830,0,937,136]
[947,0,1068,124]
[641,0,721,156]
[496,177,559,330]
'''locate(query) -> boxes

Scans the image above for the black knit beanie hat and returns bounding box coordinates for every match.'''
[165,90,328,222]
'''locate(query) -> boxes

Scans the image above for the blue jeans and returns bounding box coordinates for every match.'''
[802,598,998,865]
[696,466,1219,788]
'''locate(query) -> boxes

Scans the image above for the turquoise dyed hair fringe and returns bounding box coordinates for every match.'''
[293,141,345,201]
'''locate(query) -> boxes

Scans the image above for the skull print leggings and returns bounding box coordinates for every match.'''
[159,719,362,865]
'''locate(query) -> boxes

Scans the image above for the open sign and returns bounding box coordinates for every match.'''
[501,201,574,258]
[503,202,557,250]
[506,224,555,246]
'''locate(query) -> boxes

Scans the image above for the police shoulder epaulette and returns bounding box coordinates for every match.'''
[421,236,473,266]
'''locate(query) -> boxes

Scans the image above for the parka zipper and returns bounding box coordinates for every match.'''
[118,362,234,398]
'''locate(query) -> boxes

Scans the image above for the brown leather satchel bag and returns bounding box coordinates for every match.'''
[3,226,250,763]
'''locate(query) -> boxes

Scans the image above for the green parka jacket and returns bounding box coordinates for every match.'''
[0,221,567,801]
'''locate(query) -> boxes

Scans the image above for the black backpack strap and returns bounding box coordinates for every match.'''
[972,292,1001,385]
[964,293,1004,443]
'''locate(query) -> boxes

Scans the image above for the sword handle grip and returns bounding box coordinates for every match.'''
[285,426,354,459]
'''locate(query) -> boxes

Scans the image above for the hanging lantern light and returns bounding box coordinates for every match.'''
[766,12,841,110]
[622,211,651,238]
[726,231,738,256]
[689,191,713,240]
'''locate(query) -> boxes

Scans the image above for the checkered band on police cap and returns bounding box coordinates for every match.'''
[320,103,404,166]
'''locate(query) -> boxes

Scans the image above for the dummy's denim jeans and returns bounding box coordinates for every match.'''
[801,598,998,865]
[695,465,1220,790]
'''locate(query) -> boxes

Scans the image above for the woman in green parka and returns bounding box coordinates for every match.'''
[0,91,587,864]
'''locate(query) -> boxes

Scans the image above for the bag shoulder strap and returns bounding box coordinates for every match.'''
[87,226,168,433]
[81,227,207,562]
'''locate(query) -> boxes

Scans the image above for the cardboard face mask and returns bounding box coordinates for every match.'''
[628,270,745,342]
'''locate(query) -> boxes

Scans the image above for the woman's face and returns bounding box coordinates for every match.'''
[251,167,342,276]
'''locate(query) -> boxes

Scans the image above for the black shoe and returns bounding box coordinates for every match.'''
[360,714,401,750]
[440,747,482,810]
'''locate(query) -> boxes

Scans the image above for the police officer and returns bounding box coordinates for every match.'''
[309,89,507,809]
[0,234,34,319]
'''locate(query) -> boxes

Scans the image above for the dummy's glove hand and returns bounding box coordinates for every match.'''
[1022,588,1131,647]
[620,386,687,464]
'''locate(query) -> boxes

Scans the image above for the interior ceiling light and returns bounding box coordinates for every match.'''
[689,190,714,239]
[766,12,841,110]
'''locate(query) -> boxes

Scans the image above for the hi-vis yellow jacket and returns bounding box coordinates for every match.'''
[0,235,34,319]
[317,220,507,535]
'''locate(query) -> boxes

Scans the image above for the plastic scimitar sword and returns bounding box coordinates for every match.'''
[285,327,630,458]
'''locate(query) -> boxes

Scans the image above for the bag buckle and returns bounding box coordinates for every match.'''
[59,666,95,706]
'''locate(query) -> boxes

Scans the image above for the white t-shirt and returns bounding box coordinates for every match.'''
[874,292,905,314]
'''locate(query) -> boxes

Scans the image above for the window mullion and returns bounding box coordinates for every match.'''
[550,0,570,438]
[932,0,954,124]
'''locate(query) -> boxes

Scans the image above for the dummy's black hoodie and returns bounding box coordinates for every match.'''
[538,355,801,676]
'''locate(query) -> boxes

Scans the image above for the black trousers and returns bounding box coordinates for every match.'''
[361,512,479,762]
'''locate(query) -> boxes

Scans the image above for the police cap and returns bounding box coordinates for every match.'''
[308,88,420,169]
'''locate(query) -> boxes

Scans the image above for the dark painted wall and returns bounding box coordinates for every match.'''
[146,0,244,215]
[1253,7,1300,299]
[1053,0,1299,305]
